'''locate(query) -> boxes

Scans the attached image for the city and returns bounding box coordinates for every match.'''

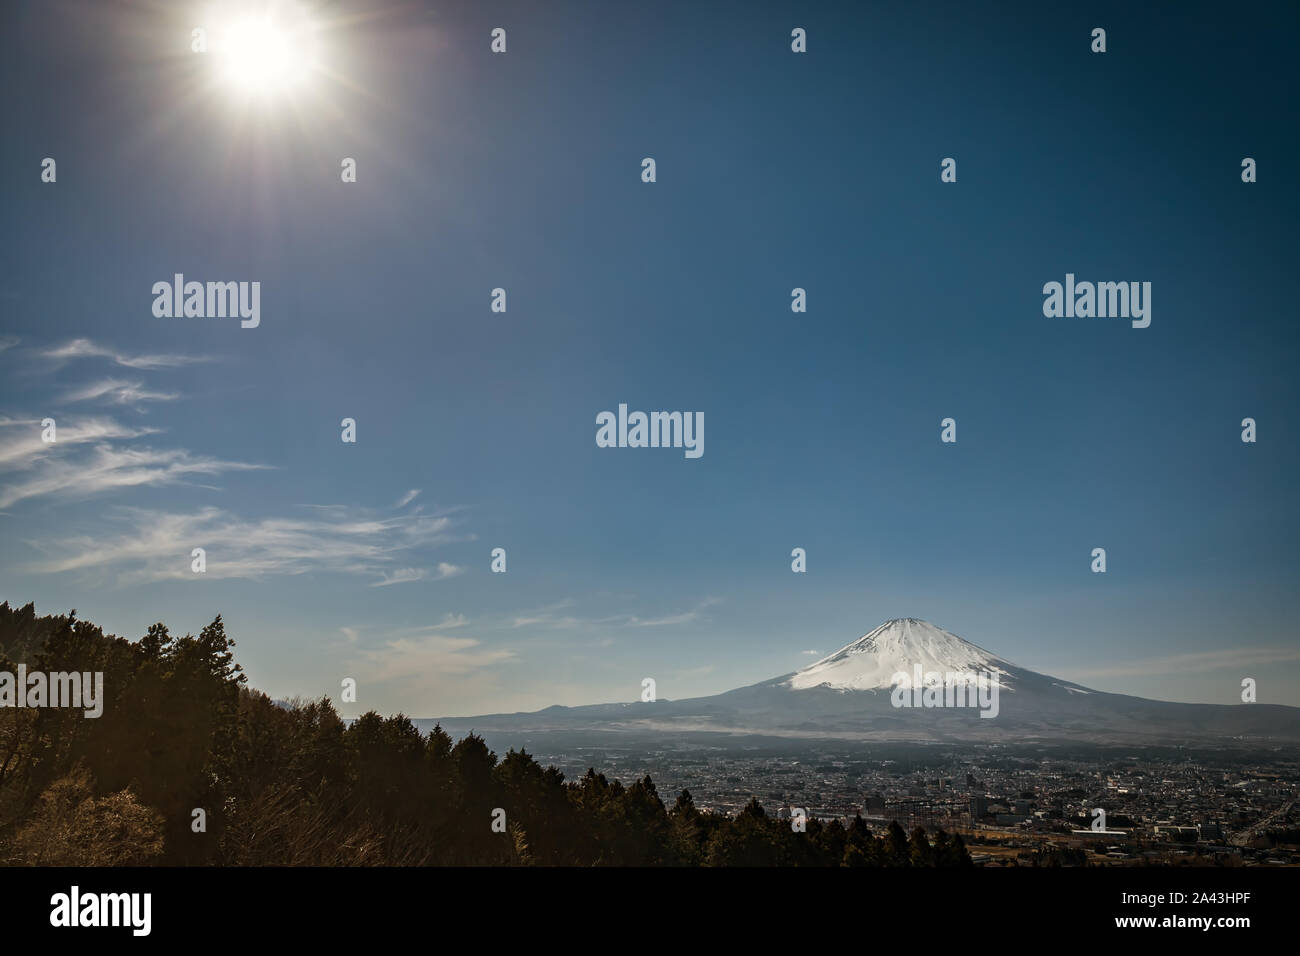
[518,741,1300,866]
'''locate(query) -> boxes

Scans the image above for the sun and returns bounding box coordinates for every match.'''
[213,8,318,98]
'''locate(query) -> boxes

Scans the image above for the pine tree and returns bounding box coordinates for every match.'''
[886,820,911,866]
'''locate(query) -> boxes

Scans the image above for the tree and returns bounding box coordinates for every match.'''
[909,826,935,867]
[885,820,911,866]
[14,767,163,866]
[670,789,706,865]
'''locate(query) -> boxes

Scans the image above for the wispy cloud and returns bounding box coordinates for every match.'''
[332,617,514,709]
[369,560,464,588]
[509,597,721,631]
[354,635,515,683]
[351,614,471,644]
[34,503,466,585]
[0,415,161,469]
[371,567,427,587]
[0,444,268,509]
[0,336,18,353]
[61,378,180,407]
[4,341,473,599]
[325,611,515,710]
[510,599,578,629]
[408,613,469,632]
[41,338,209,370]
[625,598,722,627]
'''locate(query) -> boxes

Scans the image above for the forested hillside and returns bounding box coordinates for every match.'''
[0,601,971,867]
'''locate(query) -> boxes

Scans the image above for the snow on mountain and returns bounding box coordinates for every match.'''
[785,618,1015,691]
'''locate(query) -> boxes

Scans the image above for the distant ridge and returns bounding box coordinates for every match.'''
[425,618,1300,747]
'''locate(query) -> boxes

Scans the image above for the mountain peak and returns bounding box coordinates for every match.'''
[432,617,1300,745]
[786,618,1013,691]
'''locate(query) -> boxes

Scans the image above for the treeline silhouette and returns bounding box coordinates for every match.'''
[0,602,971,866]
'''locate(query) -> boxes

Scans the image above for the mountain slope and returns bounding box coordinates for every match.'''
[426,618,1300,746]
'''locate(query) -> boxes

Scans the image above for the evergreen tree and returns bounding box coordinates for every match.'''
[885,820,911,866]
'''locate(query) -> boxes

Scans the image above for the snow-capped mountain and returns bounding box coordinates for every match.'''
[786,618,1015,691]
[426,617,1300,747]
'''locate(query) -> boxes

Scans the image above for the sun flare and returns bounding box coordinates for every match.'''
[212,7,318,98]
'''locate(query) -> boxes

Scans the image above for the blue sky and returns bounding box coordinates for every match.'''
[2,0,1297,717]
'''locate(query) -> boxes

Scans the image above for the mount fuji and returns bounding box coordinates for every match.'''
[427,618,1300,747]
